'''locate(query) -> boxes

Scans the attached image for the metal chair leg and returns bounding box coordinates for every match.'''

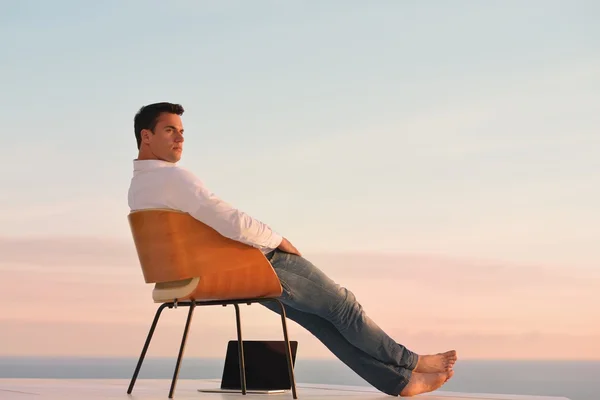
[233,304,247,395]
[168,303,196,398]
[272,299,298,399]
[128,302,171,394]
[128,297,296,398]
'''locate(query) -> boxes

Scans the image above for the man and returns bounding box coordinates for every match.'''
[128,102,457,397]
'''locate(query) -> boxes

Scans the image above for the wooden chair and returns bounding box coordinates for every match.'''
[125,208,297,399]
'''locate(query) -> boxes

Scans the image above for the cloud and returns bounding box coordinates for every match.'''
[1,236,598,359]
[307,252,599,292]
[1,319,598,360]
[396,331,600,361]
[2,237,597,300]
[0,236,137,269]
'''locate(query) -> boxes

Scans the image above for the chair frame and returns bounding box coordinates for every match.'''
[126,297,298,399]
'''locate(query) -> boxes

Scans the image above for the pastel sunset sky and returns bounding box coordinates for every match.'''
[1,1,599,360]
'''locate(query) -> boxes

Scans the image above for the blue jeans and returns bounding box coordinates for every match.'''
[262,249,418,396]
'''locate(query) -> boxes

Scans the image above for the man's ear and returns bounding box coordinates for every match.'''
[141,129,153,145]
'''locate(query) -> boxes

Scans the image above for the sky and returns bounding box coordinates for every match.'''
[1,1,599,360]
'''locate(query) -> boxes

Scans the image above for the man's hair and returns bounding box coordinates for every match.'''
[133,102,185,149]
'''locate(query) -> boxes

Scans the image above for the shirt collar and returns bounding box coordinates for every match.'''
[133,159,177,174]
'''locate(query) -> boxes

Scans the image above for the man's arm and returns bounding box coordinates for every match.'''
[168,168,300,255]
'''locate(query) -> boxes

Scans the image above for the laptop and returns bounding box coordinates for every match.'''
[199,340,299,394]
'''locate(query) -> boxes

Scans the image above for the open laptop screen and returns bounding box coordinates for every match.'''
[220,340,298,391]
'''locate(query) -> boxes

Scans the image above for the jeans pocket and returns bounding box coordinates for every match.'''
[278,276,294,300]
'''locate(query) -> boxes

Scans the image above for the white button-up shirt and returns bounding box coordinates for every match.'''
[127,159,282,254]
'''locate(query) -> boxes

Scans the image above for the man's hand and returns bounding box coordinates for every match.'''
[277,237,302,257]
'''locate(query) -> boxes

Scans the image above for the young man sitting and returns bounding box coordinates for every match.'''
[128,102,457,397]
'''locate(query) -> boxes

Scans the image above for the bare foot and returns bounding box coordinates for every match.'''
[414,350,457,373]
[400,370,454,397]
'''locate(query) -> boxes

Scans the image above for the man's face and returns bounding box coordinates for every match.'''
[141,112,184,162]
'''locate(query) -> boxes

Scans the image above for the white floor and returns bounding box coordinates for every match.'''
[0,379,571,400]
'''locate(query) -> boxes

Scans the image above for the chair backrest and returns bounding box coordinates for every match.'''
[128,209,280,290]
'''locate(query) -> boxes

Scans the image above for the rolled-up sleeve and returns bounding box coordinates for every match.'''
[166,168,283,250]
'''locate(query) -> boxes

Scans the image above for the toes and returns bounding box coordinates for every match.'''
[444,350,458,362]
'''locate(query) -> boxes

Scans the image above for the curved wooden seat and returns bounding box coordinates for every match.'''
[128,208,283,301]
[126,208,297,399]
